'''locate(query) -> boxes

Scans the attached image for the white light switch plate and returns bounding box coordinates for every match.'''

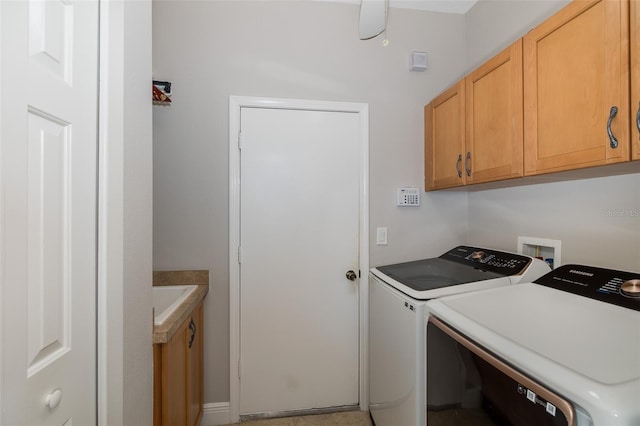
[376,227,388,245]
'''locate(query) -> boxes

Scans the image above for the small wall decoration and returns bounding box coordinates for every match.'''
[153,80,172,106]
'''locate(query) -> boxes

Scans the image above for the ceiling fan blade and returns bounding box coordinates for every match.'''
[359,0,387,40]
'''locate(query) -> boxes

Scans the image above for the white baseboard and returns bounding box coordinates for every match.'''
[200,402,232,426]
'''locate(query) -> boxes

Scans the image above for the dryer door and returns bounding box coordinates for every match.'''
[427,316,575,426]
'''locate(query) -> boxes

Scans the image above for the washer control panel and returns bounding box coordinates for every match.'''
[440,246,532,276]
[534,264,640,311]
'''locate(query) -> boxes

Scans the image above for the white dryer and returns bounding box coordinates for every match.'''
[424,264,640,426]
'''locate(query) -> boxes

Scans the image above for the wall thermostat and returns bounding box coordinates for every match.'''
[397,187,420,206]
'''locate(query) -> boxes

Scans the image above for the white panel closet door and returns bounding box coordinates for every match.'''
[1,1,99,424]
[239,107,360,415]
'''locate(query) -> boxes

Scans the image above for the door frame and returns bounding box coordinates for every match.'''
[228,96,369,422]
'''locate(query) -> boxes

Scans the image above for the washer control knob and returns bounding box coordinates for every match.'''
[621,279,640,297]
[470,251,486,261]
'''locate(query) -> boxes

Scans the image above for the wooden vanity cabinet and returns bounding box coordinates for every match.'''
[154,302,203,426]
[425,40,523,191]
[523,0,630,174]
[632,0,640,160]
[187,303,203,426]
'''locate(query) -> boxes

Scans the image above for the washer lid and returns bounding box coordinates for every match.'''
[375,257,502,291]
[374,246,533,293]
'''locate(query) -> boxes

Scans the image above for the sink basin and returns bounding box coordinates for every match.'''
[153,285,198,326]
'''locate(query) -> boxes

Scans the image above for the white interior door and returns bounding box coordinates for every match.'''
[0,1,99,424]
[239,105,361,415]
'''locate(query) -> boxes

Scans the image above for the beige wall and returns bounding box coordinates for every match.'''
[152,1,469,403]
[122,1,154,423]
[102,0,154,424]
[466,172,640,271]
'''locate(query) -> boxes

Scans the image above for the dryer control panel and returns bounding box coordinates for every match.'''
[534,264,640,311]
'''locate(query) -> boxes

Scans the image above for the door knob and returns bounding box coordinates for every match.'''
[346,270,357,281]
[46,388,62,409]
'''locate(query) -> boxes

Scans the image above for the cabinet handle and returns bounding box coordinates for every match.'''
[636,101,640,135]
[455,154,462,178]
[188,318,197,349]
[464,152,471,177]
[607,106,619,148]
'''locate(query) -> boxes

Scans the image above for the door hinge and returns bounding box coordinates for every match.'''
[238,357,241,380]
[238,246,242,264]
[238,131,243,150]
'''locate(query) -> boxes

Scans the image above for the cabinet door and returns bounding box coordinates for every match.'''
[153,345,163,426]
[425,80,465,190]
[187,304,203,426]
[154,303,204,426]
[161,321,188,426]
[632,0,640,160]
[523,0,630,175]
[466,39,523,184]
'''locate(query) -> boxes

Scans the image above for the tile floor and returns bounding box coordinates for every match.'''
[221,407,497,425]
[222,411,372,426]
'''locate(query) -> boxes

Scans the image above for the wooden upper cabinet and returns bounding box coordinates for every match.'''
[523,0,630,175]
[466,39,523,184]
[632,0,640,160]
[425,80,465,190]
[425,40,523,191]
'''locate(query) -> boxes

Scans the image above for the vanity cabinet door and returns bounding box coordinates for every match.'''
[425,80,466,190]
[632,0,640,160]
[154,301,204,426]
[187,304,203,426]
[523,0,630,175]
[159,318,188,426]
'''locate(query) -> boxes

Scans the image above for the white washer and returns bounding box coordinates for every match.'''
[368,246,550,426]
[425,264,640,425]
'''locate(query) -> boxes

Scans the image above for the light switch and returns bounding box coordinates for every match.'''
[376,227,388,246]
